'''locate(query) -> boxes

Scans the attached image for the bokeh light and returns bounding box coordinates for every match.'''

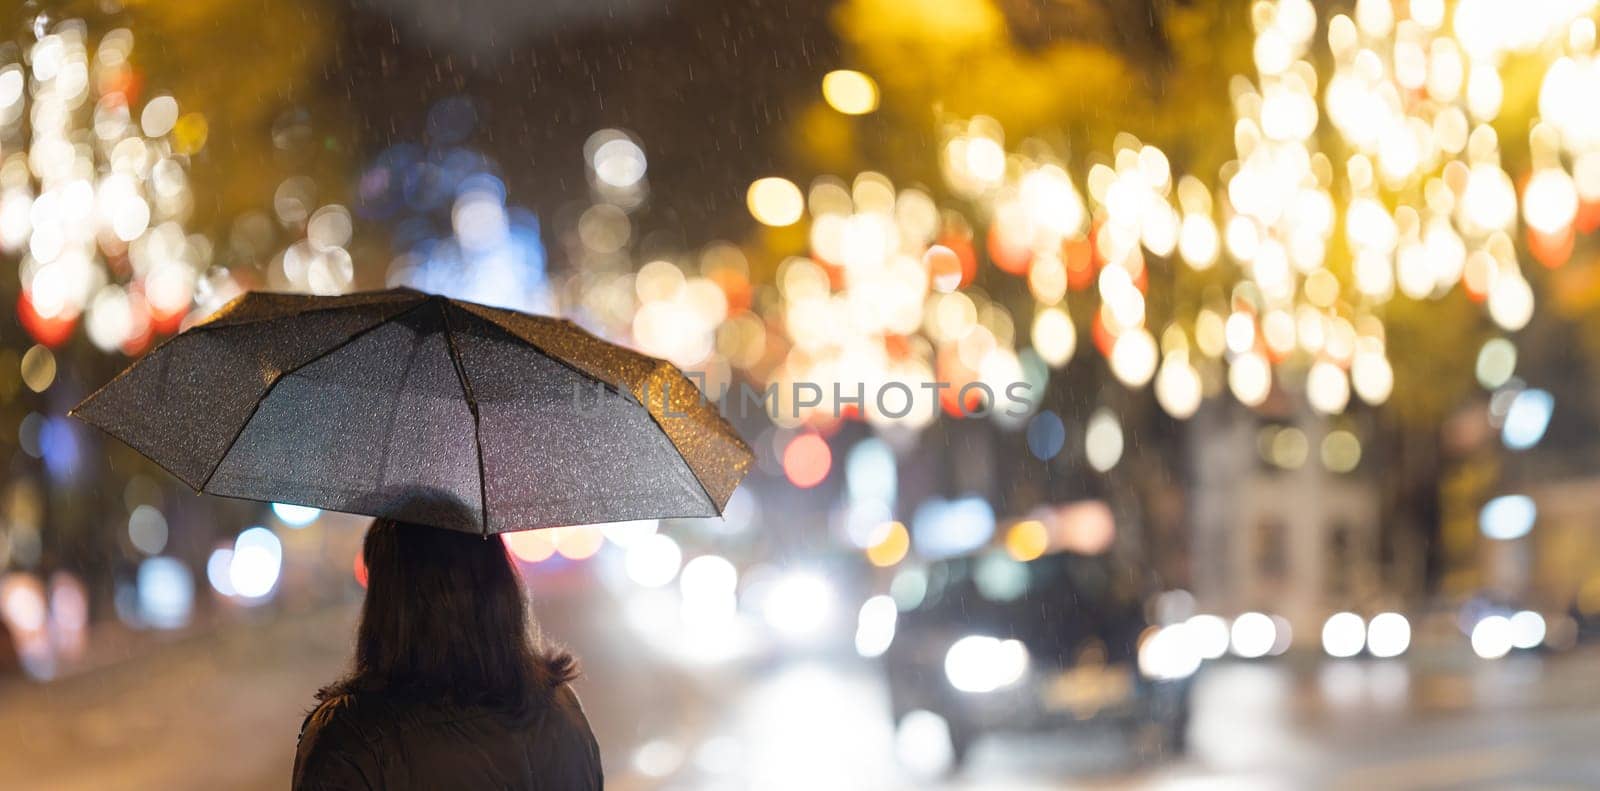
[821,70,879,115]
[747,177,804,227]
[1322,612,1367,658]
[783,433,832,488]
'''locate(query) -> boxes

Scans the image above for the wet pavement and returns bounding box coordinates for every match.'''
[4,593,1600,790]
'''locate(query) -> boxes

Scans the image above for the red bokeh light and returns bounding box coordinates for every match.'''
[986,224,1033,275]
[17,292,77,348]
[1063,236,1095,290]
[782,433,832,489]
[1527,225,1574,268]
[934,232,979,288]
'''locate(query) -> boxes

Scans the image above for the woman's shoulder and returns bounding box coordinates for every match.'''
[302,679,593,740]
[295,685,601,790]
[523,683,604,788]
[293,694,388,790]
[544,683,594,732]
[302,692,386,738]
[307,689,482,737]
[297,693,396,760]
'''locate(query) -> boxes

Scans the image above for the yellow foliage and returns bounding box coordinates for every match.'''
[831,0,1248,170]
[112,0,349,234]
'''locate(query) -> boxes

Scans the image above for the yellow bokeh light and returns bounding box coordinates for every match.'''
[866,521,910,567]
[503,530,557,564]
[1321,429,1363,473]
[554,526,605,561]
[1155,353,1202,419]
[1229,352,1272,407]
[20,345,55,393]
[1306,360,1351,415]
[1031,306,1076,367]
[1194,309,1226,358]
[1304,268,1340,307]
[747,177,805,227]
[1006,520,1049,562]
[1269,426,1309,469]
[821,70,879,115]
[173,112,209,155]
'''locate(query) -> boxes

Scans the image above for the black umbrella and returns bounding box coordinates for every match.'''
[71,288,752,535]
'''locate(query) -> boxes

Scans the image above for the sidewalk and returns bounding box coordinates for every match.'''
[0,586,720,790]
[0,604,356,791]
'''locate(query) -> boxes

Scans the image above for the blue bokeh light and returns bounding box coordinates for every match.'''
[361,97,549,314]
[137,557,194,630]
[1026,410,1066,460]
[1480,494,1536,541]
[912,496,996,559]
[1502,388,1553,451]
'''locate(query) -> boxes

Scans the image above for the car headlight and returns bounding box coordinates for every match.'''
[944,634,1029,693]
[1138,624,1201,681]
[760,571,836,641]
[855,595,898,658]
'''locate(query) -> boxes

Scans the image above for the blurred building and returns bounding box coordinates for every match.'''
[1188,402,1402,636]
[1497,472,1600,610]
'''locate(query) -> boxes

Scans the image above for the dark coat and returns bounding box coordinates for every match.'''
[292,685,603,790]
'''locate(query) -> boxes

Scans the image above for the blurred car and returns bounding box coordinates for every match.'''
[881,547,1193,769]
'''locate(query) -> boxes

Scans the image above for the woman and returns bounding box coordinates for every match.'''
[294,518,603,789]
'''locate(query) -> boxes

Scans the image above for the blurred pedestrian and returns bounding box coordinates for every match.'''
[293,518,602,789]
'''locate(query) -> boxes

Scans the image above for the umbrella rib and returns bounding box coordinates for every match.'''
[438,302,491,537]
[634,372,726,515]
[196,300,434,493]
[373,326,428,487]
[451,302,632,399]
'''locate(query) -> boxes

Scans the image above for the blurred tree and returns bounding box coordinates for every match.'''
[819,0,1251,184]
[0,0,352,618]
[114,0,351,247]
[812,0,1600,599]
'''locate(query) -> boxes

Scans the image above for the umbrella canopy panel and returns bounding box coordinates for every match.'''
[205,301,713,532]
[205,303,486,530]
[454,300,750,508]
[75,290,744,534]
[72,291,424,489]
[446,306,714,531]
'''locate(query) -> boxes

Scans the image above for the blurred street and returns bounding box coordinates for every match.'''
[8,2,1600,788]
[6,589,1600,791]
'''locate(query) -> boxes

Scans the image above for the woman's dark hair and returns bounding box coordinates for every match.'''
[318,518,576,719]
